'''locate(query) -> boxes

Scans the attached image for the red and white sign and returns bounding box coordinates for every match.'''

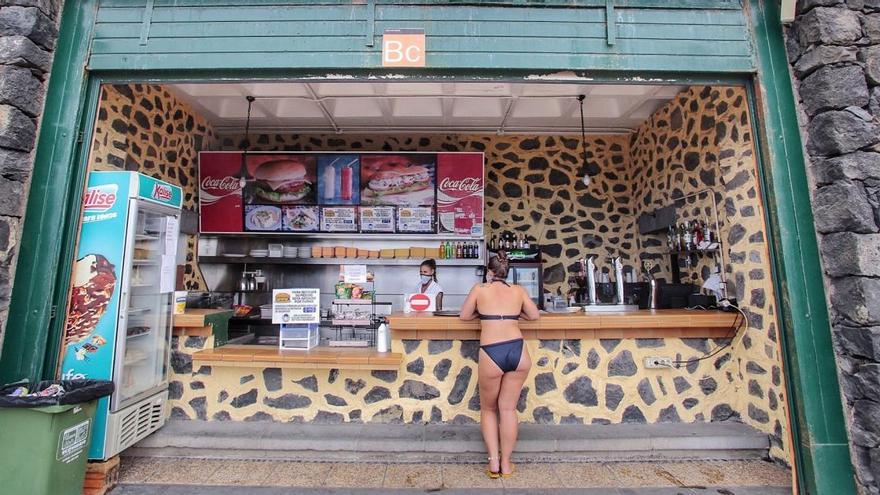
[437,153,484,236]
[151,183,173,202]
[199,152,243,232]
[405,293,435,312]
[83,184,118,213]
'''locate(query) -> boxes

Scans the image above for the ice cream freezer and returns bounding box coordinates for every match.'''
[60,171,182,460]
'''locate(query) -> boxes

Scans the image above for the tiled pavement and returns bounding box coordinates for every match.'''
[110,457,793,494]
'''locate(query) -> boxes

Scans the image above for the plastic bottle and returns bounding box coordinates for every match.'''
[439,241,446,259]
[376,322,389,352]
[340,164,353,201]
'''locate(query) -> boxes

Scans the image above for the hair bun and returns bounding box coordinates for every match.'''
[497,251,508,261]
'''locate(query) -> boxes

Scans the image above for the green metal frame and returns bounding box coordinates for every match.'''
[0,0,857,493]
[747,0,855,493]
[0,1,100,384]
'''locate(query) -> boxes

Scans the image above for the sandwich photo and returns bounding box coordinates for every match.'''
[247,156,316,204]
[360,155,435,206]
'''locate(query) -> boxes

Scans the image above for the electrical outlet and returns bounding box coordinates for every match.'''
[644,356,673,369]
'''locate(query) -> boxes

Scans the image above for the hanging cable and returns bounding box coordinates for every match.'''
[239,95,255,188]
[577,94,590,185]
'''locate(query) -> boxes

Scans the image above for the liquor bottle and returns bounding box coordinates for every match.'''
[682,221,692,251]
[524,235,531,250]
[667,225,675,251]
[693,220,704,247]
[456,242,462,259]
[704,218,713,244]
[489,235,495,251]
[439,241,446,259]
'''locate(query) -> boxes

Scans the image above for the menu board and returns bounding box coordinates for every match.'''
[199,152,483,235]
[398,207,434,233]
[321,207,358,232]
[360,206,395,233]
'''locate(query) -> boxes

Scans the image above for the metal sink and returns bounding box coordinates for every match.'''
[582,304,640,313]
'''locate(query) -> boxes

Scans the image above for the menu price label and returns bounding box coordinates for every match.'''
[397,207,434,233]
[321,207,358,232]
[272,288,320,324]
[360,206,395,233]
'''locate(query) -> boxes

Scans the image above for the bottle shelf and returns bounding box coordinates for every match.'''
[198,256,484,266]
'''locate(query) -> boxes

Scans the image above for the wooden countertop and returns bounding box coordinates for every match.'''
[387,309,740,340]
[192,345,403,370]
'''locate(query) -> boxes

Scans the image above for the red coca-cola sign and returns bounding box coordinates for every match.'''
[199,152,243,232]
[437,153,484,235]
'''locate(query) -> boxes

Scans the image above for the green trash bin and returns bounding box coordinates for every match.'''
[0,380,113,495]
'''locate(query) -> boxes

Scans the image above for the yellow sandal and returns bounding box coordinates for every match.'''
[501,463,515,478]
[486,457,501,479]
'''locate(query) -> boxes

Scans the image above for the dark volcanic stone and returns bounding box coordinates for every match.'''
[240,374,254,385]
[674,377,692,394]
[170,352,192,374]
[711,404,740,421]
[448,367,473,405]
[813,181,876,234]
[748,404,770,424]
[218,391,228,403]
[325,394,347,407]
[399,380,441,400]
[406,357,425,375]
[636,338,663,348]
[540,339,561,352]
[428,340,452,354]
[746,361,767,375]
[460,341,480,361]
[263,393,311,410]
[658,405,682,423]
[371,370,398,383]
[517,387,529,413]
[587,349,600,369]
[263,368,282,392]
[294,375,319,392]
[188,397,207,420]
[434,359,453,381]
[431,406,443,423]
[533,406,555,424]
[637,378,657,406]
[800,64,869,116]
[561,415,584,425]
[244,412,273,422]
[314,411,345,424]
[683,398,699,410]
[212,411,231,421]
[536,357,549,367]
[364,386,392,404]
[699,377,718,395]
[608,351,637,377]
[170,407,189,420]
[622,405,647,424]
[605,383,624,411]
[346,378,366,395]
[682,338,710,353]
[403,340,421,353]
[600,339,620,353]
[168,381,183,400]
[372,405,404,423]
[563,376,597,406]
[231,389,258,408]
[562,340,581,357]
[807,108,879,156]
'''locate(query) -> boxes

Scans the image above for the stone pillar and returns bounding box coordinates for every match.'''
[785,1,880,493]
[0,0,63,351]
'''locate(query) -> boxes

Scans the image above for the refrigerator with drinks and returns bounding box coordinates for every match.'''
[60,171,183,460]
[501,262,544,310]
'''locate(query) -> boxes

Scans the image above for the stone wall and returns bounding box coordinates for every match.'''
[0,0,63,350]
[785,1,880,492]
[88,83,218,290]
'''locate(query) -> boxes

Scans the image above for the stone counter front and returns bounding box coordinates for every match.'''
[167,311,754,432]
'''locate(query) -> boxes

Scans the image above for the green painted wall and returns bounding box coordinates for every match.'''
[89,0,754,72]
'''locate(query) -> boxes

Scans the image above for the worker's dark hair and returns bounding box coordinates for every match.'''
[487,251,510,280]
[420,259,438,282]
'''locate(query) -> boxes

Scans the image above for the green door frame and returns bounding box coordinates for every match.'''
[0,0,855,493]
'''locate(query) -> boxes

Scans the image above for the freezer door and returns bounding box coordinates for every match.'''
[111,200,177,411]
[513,267,541,307]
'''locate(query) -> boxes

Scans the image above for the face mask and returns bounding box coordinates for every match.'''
[420,275,433,284]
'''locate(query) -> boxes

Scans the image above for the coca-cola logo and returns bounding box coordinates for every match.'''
[152,184,173,202]
[83,184,118,212]
[201,175,241,191]
[440,177,481,192]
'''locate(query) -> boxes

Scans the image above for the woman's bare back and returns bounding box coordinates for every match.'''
[460,281,540,345]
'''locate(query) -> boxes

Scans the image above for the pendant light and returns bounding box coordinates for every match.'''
[577,94,590,186]
[239,95,256,188]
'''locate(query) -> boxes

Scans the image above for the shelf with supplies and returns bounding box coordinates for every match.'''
[200,233,484,241]
[198,256,484,266]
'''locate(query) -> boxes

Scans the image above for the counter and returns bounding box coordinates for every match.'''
[172,308,234,346]
[388,309,739,340]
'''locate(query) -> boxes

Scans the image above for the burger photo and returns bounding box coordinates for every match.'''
[249,157,315,204]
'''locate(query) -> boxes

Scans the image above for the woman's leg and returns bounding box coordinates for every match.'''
[479,349,504,472]
[497,345,531,474]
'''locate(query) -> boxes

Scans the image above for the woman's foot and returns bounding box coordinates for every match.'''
[486,456,501,479]
[500,460,515,477]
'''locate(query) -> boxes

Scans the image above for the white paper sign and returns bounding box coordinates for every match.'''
[397,207,434,233]
[272,288,321,324]
[159,254,176,293]
[343,265,368,284]
[164,216,179,255]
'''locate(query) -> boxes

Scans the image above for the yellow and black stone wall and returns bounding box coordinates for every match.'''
[87,84,791,465]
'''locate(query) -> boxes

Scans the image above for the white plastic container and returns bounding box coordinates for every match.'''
[376,322,389,352]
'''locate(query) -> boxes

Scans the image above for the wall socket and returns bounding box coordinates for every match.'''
[644,356,673,369]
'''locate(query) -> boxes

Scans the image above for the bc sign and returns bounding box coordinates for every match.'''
[382,29,425,67]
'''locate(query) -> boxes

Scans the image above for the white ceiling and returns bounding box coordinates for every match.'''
[167,81,687,135]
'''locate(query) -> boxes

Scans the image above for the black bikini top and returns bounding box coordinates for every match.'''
[478,280,518,320]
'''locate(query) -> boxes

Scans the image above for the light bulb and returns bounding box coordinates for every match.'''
[582,174,590,186]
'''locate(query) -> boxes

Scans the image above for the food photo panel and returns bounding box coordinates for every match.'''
[245,204,283,232]
[360,154,436,207]
[317,154,360,205]
[244,154,317,205]
[282,206,320,232]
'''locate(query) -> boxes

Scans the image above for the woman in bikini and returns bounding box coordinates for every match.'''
[460,252,540,478]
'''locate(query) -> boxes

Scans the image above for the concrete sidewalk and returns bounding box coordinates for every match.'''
[113,457,793,494]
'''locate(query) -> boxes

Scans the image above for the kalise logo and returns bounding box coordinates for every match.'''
[440,177,481,192]
[152,184,173,202]
[83,184,118,212]
[201,176,241,192]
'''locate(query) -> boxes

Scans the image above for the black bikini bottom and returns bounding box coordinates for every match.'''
[480,338,524,373]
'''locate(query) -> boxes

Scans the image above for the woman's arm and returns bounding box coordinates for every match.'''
[436,292,443,311]
[519,286,541,320]
[459,285,479,321]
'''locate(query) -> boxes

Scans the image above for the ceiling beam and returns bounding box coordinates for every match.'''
[304,82,340,134]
